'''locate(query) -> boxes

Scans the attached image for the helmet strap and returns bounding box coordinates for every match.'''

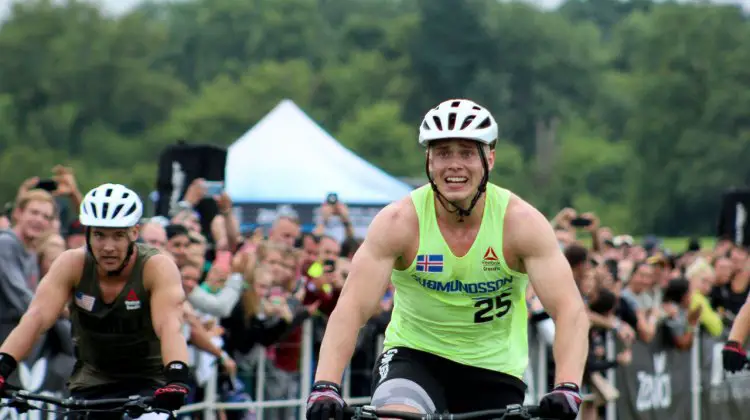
[85,227,136,277]
[426,143,490,222]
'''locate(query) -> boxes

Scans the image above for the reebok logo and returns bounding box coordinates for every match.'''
[482,246,501,271]
[483,247,498,261]
[125,289,141,311]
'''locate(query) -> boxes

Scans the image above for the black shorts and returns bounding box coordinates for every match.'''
[68,380,161,420]
[370,346,526,414]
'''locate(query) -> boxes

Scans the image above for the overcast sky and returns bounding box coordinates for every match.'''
[1,0,748,25]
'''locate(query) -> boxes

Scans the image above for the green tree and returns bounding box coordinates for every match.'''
[615,4,750,234]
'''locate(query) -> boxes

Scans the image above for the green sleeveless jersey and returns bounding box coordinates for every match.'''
[68,243,164,390]
[383,183,530,378]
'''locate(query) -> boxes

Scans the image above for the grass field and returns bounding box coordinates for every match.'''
[654,236,717,252]
[578,236,717,252]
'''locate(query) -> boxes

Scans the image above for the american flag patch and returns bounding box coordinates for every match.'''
[74,292,95,311]
[416,254,444,273]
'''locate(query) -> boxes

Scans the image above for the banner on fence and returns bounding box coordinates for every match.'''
[615,337,691,420]
[0,324,75,420]
[699,334,750,419]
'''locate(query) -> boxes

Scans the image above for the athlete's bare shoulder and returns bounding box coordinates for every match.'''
[364,195,418,260]
[143,253,182,291]
[46,247,86,287]
[503,191,555,254]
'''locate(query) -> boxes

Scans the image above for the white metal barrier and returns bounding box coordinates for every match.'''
[176,319,573,419]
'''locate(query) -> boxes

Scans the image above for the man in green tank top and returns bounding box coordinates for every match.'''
[306,99,590,420]
[0,183,191,418]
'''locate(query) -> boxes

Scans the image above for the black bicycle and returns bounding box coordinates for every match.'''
[0,384,176,419]
[344,404,558,420]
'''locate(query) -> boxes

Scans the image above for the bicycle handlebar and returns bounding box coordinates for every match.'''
[1,384,175,419]
[3,387,552,420]
[344,404,550,420]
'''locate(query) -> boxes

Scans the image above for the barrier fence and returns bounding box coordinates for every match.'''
[2,320,750,420]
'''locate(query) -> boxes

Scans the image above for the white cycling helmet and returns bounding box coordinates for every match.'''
[79,183,143,228]
[418,99,498,147]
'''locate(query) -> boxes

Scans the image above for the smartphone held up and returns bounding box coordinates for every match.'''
[204,180,224,197]
[570,217,592,228]
[34,179,58,192]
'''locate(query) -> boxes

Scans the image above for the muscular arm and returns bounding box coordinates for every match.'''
[728,294,750,345]
[146,255,189,365]
[0,250,77,360]
[514,202,590,386]
[314,203,409,384]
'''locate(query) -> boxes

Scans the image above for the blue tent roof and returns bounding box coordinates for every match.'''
[225,99,414,204]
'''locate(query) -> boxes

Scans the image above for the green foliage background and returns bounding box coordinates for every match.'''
[1,0,748,236]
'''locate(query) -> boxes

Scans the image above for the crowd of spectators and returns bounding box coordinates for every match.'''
[1,169,748,420]
[530,208,750,420]
[0,171,390,420]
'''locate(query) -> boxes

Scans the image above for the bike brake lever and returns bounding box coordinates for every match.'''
[147,407,176,420]
[122,399,150,418]
[352,405,378,420]
[7,397,31,414]
[500,404,531,419]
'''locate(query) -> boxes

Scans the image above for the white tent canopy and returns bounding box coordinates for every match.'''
[225,99,413,204]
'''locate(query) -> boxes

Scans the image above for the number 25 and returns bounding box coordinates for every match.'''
[474,292,512,323]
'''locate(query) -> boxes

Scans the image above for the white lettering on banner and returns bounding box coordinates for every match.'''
[0,358,65,420]
[708,341,750,403]
[635,351,671,411]
[736,202,747,245]
[169,162,185,213]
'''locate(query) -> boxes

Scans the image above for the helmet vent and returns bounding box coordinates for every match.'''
[122,192,130,199]
[105,188,113,197]
[124,203,138,217]
[451,101,461,107]
[461,115,475,130]
[478,117,492,128]
[89,202,98,218]
[448,112,457,130]
[432,116,443,130]
[112,204,124,219]
[102,203,110,219]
